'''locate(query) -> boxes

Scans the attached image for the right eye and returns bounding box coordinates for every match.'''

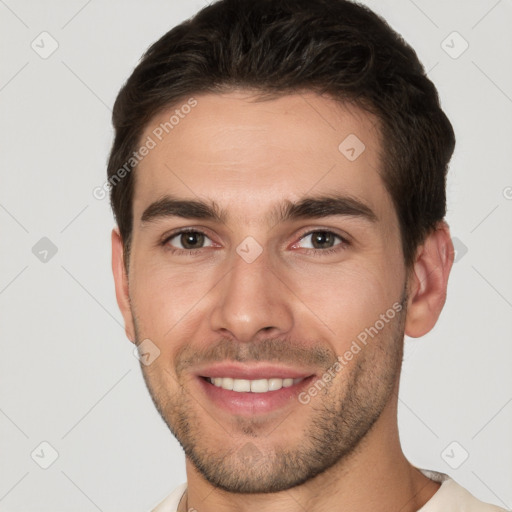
[163,230,214,252]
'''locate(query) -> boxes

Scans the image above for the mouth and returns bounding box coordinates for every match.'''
[204,376,305,393]
[194,363,316,416]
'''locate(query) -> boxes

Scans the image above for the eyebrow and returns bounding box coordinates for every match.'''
[140,193,377,226]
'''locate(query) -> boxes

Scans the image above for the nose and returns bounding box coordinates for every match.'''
[209,249,294,343]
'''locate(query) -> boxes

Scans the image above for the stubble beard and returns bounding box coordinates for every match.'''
[136,295,406,494]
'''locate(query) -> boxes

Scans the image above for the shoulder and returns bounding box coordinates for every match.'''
[150,483,187,512]
[418,469,509,512]
[441,479,508,511]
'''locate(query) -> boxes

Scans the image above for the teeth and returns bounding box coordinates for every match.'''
[233,379,251,392]
[268,378,283,391]
[208,377,304,393]
[250,379,269,393]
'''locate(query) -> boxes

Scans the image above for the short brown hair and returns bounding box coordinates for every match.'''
[107,0,455,268]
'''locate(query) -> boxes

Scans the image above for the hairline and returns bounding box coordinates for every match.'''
[120,87,420,273]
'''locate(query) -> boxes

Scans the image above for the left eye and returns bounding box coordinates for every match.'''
[297,231,344,250]
[166,231,214,250]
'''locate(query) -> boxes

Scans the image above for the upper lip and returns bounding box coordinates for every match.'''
[194,362,316,380]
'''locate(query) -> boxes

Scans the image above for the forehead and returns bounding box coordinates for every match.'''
[133,91,394,226]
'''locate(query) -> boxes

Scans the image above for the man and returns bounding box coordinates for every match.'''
[108,0,508,511]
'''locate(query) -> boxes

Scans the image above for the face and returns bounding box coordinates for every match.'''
[115,91,410,493]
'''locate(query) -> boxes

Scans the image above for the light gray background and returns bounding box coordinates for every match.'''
[1,0,511,511]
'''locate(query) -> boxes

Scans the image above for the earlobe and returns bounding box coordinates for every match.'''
[111,228,136,343]
[404,222,454,338]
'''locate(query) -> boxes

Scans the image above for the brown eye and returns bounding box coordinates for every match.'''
[299,231,343,250]
[180,232,205,249]
[311,231,337,249]
[166,231,213,250]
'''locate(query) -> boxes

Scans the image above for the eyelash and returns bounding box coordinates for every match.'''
[160,228,350,256]
[296,230,350,257]
[160,228,213,257]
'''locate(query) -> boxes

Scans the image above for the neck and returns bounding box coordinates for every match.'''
[178,384,440,512]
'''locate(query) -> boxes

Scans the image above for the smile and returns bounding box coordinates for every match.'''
[206,377,305,393]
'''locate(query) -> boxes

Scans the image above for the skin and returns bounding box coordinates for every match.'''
[112,91,454,512]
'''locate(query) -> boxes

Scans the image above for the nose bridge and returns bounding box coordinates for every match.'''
[209,246,293,341]
[231,257,266,304]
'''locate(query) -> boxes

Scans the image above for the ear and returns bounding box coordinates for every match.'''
[405,221,454,338]
[111,227,136,343]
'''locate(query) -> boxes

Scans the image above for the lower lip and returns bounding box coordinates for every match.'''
[197,376,315,416]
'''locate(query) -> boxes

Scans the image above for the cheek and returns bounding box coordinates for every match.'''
[289,253,405,351]
[129,260,215,343]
